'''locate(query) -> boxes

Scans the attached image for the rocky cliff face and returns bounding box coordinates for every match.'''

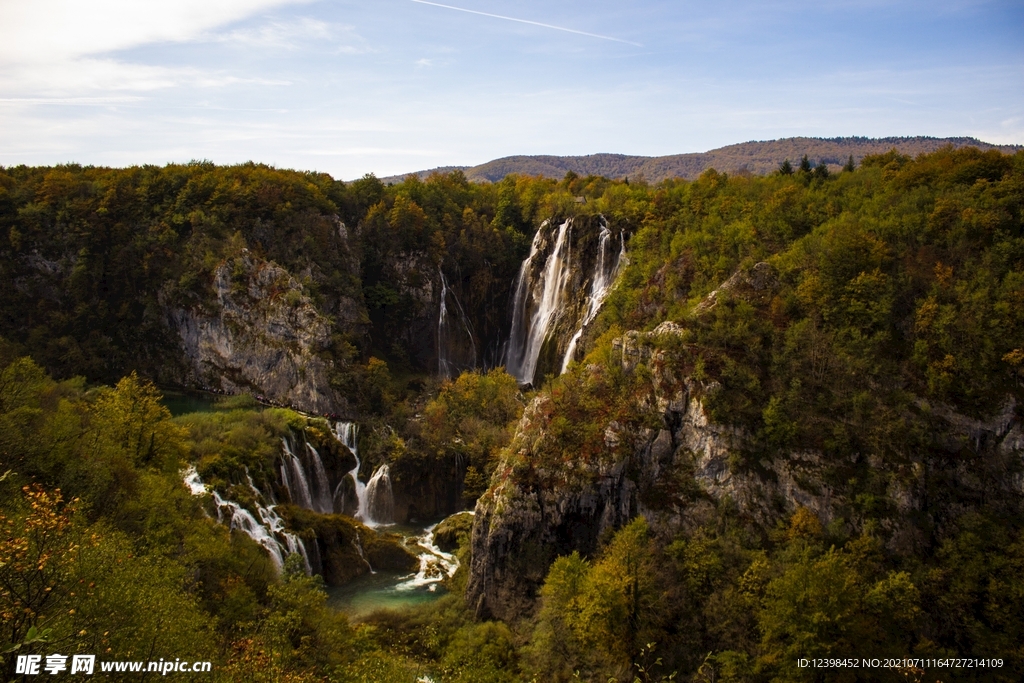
[168,252,351,415]
[467,287,1024,623]
[505,215,626,386]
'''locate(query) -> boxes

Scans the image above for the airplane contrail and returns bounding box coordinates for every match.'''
[409,0,643,47]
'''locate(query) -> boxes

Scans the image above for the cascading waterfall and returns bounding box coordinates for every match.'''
[334,421,366,516]
[306,443,333,513]
[333,421,395,526]
[279,434,335,514]
[280,437,314,510]
[505,216,627,385]
[183,467,311,574]
[365,464,395,524]
[437,268,477,379]
[505,218,574,385]
[560,220,625,372]
[396,515,469,592]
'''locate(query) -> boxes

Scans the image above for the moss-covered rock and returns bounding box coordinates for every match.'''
[432,511,474,553]
[277,505,417,585]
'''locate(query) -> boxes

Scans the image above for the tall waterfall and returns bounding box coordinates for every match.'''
[184,467,312,574]
[333,421,395,526]
[560,223,625,372]
[505,218,574,385]
[437,268,477,379]
[505,216,626,385]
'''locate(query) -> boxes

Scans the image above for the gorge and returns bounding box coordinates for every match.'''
[2,145,1023,681]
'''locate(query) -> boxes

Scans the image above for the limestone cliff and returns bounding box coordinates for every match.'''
[168,252,350,415]
[467,285,1024,623]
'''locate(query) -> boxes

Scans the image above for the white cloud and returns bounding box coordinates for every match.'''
[211,17,334,50]
[0,0,310,63]
[0,57,290,97]
[0,0,311,97]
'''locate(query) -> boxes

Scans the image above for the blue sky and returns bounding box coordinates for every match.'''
[0,0,1021,178]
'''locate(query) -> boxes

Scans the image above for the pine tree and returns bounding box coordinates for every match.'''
[779,159,794,175]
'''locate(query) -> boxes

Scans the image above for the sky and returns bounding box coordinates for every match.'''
[0,0,1021,179]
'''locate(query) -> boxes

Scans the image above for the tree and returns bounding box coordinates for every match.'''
[576,518,663,670]
[843,155,856,172]
[533,551,590,675]
[90,372,185,468]
[798,155,812,173]
[0,486,80,678]
[778,159,794,175]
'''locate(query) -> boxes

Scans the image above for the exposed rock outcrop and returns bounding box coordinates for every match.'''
[278,505,418,585]
[432,510,475,553]
[168,253,349,415]
[467,316,1024,623]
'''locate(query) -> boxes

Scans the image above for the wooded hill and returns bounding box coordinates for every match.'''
[380,136,1022,184]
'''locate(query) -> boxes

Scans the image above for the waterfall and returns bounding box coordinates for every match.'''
[279,434,335,514]
[437,268,477,380]
[305,443,333,513]
[353,530,375,574]
[183,466,311,574]
[280,437,314,510]
[365,464,395,525]
[396,518,464,592]
[505,216,627,385]
[334,421,366,517]
[333,421,394,526]
[505,218,574,385]
[560,219,625,372]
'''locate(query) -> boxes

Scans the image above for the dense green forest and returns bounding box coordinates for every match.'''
[1,146,1023,682]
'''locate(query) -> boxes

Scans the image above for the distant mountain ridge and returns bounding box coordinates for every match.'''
[378,136,1022,184]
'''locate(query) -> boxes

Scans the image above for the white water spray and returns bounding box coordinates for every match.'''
[506,218,575,385]
[333,421,395,526]
[395,514,469,592]
[560,219,625,372]
[183,466,311,574]
[506,217,626,384]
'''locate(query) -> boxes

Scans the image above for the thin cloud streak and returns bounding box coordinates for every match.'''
[409,0,642,47]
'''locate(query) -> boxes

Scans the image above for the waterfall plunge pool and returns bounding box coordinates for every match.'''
[326,569,448,618]
[326,521,461,619]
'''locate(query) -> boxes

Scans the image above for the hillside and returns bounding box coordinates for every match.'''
[2,145,1022,682]
[378,135,1022,184]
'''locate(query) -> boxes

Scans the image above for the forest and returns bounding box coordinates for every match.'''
[1,145,1022,682]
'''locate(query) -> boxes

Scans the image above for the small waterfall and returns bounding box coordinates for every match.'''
[353,530,375,574]
[333,421,394,526]
[183,466,310,574]
[560,219,625,372]
[281,437,314,510]
[365,464,395,525]
[334,421,367,516]
[437,268,477,379]
[396,518,464,592]
[305,443,333,513]
[279,434,334,514]
[506,218,574,385]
